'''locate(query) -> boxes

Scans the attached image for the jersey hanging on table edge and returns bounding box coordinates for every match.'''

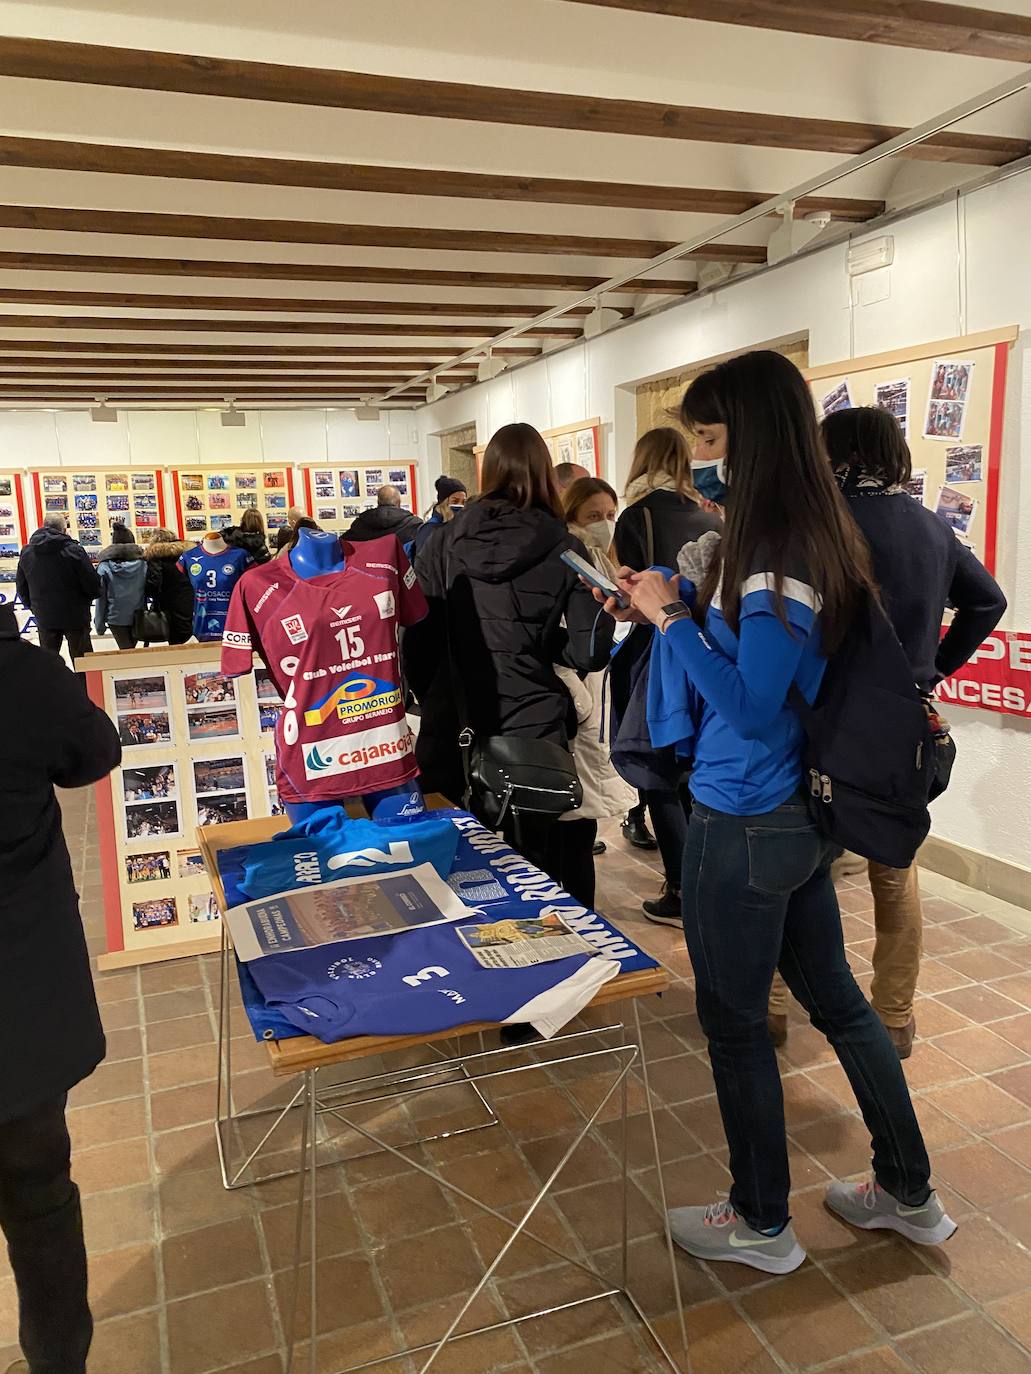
[219,534,427,803]
[228,808,656,1042]
[177,544,253,642]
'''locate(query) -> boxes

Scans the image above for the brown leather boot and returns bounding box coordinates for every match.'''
[767,1013,788,1048]
[885,1016,916,1060]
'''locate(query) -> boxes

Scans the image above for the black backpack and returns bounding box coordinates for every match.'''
[790,592,936,869]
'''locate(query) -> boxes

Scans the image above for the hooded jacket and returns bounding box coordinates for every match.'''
[0,604,121,1121]
[95,541,147,632]
[221,524,272,564]
[143,538,195,643]
[15,525,101,631]
[345,503,422,548]
[614,486,721,571]
[402,497,614,803]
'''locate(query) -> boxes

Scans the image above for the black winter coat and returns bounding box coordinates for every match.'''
[403,498,614,802]
[222,525,271,564]
[346,504,422,547]
[15,526,101,631]
[614,490,722,570]
[143,539,195,643]
[0,605,121,1122]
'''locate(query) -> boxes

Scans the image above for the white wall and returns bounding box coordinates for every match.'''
[2,173,1028,868]
[415,177,1031,871]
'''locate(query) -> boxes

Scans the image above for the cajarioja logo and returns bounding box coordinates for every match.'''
[303,721,415,780]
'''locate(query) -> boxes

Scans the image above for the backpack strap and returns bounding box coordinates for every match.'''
[643,505,655,566]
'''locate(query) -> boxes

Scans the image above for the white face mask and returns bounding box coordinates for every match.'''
[584,518,615,547]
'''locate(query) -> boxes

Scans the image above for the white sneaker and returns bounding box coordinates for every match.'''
[668,1199,806,1274]
[825,1177,957,1245]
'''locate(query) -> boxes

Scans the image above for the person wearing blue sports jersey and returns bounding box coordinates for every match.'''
[594,350,954,1276]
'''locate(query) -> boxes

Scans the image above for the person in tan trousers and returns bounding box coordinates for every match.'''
[768,406,1006,1060]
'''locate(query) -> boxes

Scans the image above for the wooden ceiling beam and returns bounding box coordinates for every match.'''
[0,204,881,252]
[0,340,540,356]
[0,314,582,337]
[0,382,429,393]
[0,250,700,293]
[0,286,626,317]
[0,357,477,373]
[0,371,469,383]
[0,139,1010,219]
[0,37,1024,161]
[561,1,1031,63]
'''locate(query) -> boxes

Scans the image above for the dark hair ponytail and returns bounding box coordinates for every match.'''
[681,350,876,652]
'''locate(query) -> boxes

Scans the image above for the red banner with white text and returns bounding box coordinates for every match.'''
[937,630,1031,718]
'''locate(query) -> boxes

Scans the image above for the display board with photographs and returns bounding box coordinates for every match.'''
[805,328,1016,574]
[299,462,419,530]
[31,467,165,561]
[0,470,28,610]
[171,464,295,538]
[474,419,601,484]
[84,645,284,967]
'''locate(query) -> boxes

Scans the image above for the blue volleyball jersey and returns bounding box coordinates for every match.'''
[178,545,252,641]
[684,563,826,814]
[220,809,656,1042]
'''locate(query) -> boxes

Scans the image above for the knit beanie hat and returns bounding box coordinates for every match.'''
[435,475,467,502]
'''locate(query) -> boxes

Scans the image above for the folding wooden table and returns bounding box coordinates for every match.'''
[199,815,687,1374]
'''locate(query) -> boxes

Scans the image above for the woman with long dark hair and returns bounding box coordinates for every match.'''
[404,423,613,903]
[597,351,953,1274]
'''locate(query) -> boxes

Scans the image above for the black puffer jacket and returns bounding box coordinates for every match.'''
[222,525,271,564]
[403,498,614,802]
[0,605,121,1122]
[346,503,422,547]
[15,526,101,630]
[143,539,195,644]
[615,490,722,570]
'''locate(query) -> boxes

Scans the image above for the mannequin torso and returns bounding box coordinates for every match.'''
[290,527,346,579]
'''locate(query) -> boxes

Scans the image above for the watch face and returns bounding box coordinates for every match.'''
[662,602,688,615]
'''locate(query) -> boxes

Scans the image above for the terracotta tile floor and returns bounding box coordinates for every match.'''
[3,793,1031,1372]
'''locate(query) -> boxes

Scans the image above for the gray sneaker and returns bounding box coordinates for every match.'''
[668,1200,806,1274]
[825,1177,957,1245]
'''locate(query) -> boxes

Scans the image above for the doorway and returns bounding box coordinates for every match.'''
[439,423,478,498]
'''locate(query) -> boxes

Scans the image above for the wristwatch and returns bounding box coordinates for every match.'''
[659,601,692,634]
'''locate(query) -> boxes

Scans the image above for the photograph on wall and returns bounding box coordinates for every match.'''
[255,668,282,705]
[125,799,180,841]
[189,893,220,923]
[902,470,927,503]
[0,478,10,497]
[105,474,129,493]
[122,763,176,804]
[125,851,172,884]
[930,359,973,405]
[194,756,246,798]
[109,495,130,513]
[178,849,205,878]
[132,897,178,931]
[43,475,67,493]
[945,444,983,483]
[575,429,595,463]
[924,399,966,441]
[237,493,258,511]
[185,495,204,512]
[265,493,286,509]
[132,473,154,492]
[78,513,98,529]
[80,533,101,549]
[181,473,204,491]
[0,523,15,538]
[314,484,335,500]
[184,670,236,709]
[268,514,288,531]
[72,474,94,492]
[118,711,171,747]
[339,469,360,498]
[387,468,409,497]
[317,505,337,523]
[44,496,68,514]
[341,503,362,520]
[874,378,909,435]
[936,484,978,534]
[313,468,333,488]
[187,705,239,741]
[235,473,257,490]
[554,434,574,466]
[74,494,97,511]
[185,517,206,533]
[362,468,385,496]
[209,493,230,511]
[821,380,853,416]
[210,515,233,530]
[207,474,228,490]
[258,700,281,732]
[197,791,249,826]
[114,674,168,713]
[263,471,285,489]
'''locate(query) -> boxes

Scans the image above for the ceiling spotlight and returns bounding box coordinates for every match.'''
[220,402,246,428]
[354,398,380,422]
[89,401,117,423]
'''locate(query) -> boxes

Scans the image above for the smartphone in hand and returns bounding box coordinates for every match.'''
[560,549,630,608]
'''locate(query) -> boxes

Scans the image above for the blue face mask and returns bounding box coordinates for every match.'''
[692,460,728,505]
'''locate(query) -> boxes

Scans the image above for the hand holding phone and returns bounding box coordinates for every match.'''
[560,549,629,608]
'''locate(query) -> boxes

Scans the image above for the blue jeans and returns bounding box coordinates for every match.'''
[682,795,931,1231]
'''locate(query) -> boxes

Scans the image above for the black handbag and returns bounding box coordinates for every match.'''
[444,563,582,829]
[132,605,170,643]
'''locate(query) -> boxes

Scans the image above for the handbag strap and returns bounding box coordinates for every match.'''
[643,505,655,566]
[441,557,476,798]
